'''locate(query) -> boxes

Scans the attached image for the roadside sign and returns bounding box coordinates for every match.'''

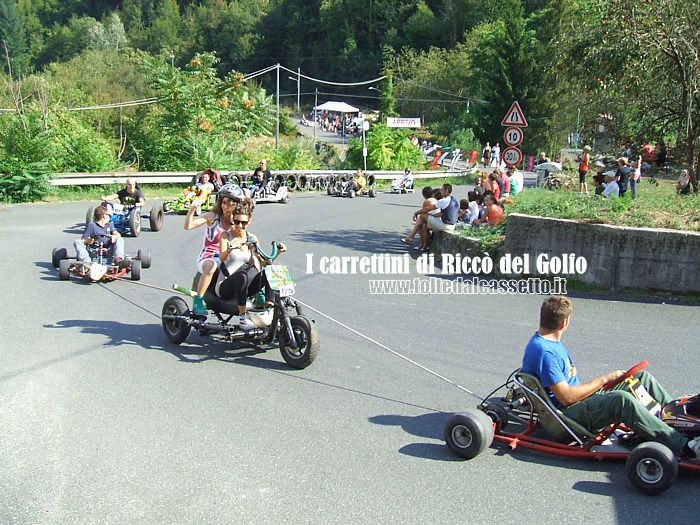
[503,126,524,147]
[500,101,528,127]
[502,146,523,167]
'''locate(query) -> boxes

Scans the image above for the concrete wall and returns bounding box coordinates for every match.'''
[433,213,700,293]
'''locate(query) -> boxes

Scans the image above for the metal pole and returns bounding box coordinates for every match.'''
[314,88,317,148]
[297,67,301,116]
[276,63,280,151]
[362,127,367,171]
[575,108,580,149]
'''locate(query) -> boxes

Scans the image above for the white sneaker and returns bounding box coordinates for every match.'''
[686,438,700,464]
[238,314,256,331]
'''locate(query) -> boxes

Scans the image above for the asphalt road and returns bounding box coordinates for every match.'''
[1,190,699,525]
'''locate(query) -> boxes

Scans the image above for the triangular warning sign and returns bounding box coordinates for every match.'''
[501,101,528,127]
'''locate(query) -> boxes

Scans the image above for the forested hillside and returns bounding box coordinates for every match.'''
[0,0,699,200]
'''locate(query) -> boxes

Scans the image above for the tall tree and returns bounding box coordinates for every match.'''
[0,0,30,75]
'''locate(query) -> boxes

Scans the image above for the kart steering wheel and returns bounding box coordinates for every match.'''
[602,360,648,391]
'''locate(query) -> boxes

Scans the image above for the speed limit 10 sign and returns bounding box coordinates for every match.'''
[503,126,524,147]
[502,146,523,167]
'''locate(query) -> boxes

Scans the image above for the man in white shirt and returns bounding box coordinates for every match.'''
[602,171,620,198]
[507,166,524,195]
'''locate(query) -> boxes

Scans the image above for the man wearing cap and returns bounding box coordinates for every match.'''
[602,171,620,198]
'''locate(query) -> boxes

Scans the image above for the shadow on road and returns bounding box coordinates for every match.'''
[289,228,410,256]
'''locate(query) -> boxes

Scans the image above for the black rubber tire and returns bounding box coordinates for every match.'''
[348,189,356,198]
[327,186,333,196]
[368,189,377,198]
[129,210,141,237]
[228,174,241,186]
[162,296,191,344]
[367,174,375,186]
[86,206,95,226]
[149,205,164,231]
[59,259,71,280]
[137,249,152,269]
[279,316,320,369]
[444,410,494,459]
[625,442,678,495]
[338,175,348,183]
[282,195,289,204]
[308,177,318,191]
[317,176,328,190]
[328,175,337,187]
[274,174,284,187]
[298,174,309,190]
[130,259,142,281]
[286,174,298,191]
[52,247,68,268]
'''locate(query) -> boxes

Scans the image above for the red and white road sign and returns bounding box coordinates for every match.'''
[502,146,523,167]
[503,126,524,147]
[500,101,528,127]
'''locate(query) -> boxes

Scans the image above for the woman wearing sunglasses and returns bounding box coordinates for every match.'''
[215,196,277,331]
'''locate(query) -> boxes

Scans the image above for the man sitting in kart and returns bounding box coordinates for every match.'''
[74,205,125,265]
[392,168,414,192]
[249,167,270,198]
[101,177,145,208]
[336,168,366,194]
[522,295,700,462]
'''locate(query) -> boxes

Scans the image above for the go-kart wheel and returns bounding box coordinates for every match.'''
[327,186,333,196]
[52,247,68,268]
[279,316,320,369]
[286,174,298,191]
[162,202,171,212]
[129,210,141,237]
[603,360,648,391]
[137,249,152,269]
[162,296,192,344]
[86,206,95,226]
[444,409,494,459]
[368,189,377,198]
[348,189,356,198]
[282,195,289,204]
[149,205,164,231]
[130,259,142,280]
[625,442,678,495]
[484,403,509,432]
[59,259,71,280]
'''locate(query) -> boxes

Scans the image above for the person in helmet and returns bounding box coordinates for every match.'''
[184,183,243,315]
[392,168,414,192]
[522,295,700,463]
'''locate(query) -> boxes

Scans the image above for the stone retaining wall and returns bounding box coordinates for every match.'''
[432,213,700,293]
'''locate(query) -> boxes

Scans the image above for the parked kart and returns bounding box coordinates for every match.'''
[326,178,376,198]
[51,237,151,282]
[161,242,318,369]
[86,201,164,237]
[443,361,700,495]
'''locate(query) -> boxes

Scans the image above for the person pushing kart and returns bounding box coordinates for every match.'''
[522,295,700,463]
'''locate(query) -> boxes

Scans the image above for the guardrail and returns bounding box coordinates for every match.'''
[49,169,478,187]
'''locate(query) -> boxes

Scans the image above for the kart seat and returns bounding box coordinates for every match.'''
[514,371,596,442]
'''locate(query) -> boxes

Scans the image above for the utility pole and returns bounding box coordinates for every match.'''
[276,63,280,150]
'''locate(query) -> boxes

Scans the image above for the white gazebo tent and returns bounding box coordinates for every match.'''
[314,101,360,145]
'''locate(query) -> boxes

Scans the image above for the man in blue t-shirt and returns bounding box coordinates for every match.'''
[74,205,125,263]
[522,295,699,461]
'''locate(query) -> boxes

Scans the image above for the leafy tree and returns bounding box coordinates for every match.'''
[0,0,30,75]
[344,124,426,170]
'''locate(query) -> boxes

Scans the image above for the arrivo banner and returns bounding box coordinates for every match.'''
[387,117,422,128]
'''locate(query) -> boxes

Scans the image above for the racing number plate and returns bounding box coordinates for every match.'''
[265,265,296,297]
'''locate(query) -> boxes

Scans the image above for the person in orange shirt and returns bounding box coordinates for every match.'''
[473,193,504,226]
